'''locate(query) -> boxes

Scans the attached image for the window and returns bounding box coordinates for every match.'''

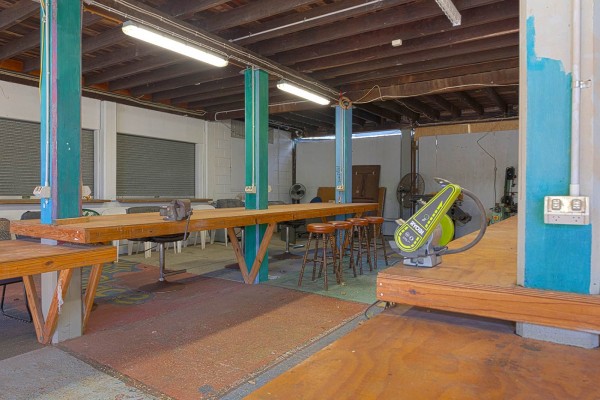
[0,118,94,196]
[116,133,195,197]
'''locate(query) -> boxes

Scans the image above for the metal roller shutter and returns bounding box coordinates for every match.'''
[0,118,94,196]
[116,133,195,197]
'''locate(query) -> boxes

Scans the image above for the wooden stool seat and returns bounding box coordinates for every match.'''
[365,216,384,224]
[328,221,352,230]
[347,218,369,226]
[307,223,336,234]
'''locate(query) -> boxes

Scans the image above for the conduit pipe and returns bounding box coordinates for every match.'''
[570,0,581,196]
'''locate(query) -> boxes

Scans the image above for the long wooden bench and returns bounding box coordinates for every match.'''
[377,217,600,332]
[0,240,116,344]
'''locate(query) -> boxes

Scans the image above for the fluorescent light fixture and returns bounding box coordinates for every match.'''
[122,21,228,67]
[276,80,330,105]
[435,0,461,26]
[296,129,402,142]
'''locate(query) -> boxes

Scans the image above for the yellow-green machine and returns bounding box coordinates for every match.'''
[392,178,487,267]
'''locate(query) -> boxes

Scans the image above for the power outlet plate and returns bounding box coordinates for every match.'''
[544,195,590,225]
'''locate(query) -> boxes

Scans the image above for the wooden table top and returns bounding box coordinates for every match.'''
[0,240,116,280]
[9,203,378,244]
[380,216,517,287]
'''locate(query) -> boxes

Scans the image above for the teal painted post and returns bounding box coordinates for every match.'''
[524,17,591,294]
[40,0,82,223]
[335,106,352,207]
[244,68,269,283]
[39,0,83,343]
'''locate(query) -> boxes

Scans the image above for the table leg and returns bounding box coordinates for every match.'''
[228,223,275,284]
[83,264,103,331]
[22,275,44,343]
[227,227,250,283]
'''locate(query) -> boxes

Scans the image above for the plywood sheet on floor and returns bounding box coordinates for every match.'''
[61,272,365,399]
[246,311,600,400]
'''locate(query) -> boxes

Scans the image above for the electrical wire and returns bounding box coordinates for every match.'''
[476,132,498,204]
[351,82,517,105]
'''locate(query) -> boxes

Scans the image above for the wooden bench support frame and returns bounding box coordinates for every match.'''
[0,241,116,344]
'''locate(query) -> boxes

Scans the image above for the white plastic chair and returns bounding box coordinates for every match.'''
[101,207,129,260]
[188,204,215,249]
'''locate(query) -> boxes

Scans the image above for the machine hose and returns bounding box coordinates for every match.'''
[441,187,487,255]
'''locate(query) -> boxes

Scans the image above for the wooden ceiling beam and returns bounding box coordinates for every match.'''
[359,103,406,124]
[130,67,242,97]
[201,0,317,33]
[352,109,382,125]
[167,0,230,18]
[342,58,519,93]
[314,34,517,81]
[293,18,518,73]
[376,101,420,122]
[233,0,413,46]
[85,53,184,85]
[399,98,440,121]
[0,0,38,31]
[484,87,508,112]
[82,44,154,73]
[269,115,320,131]
[251,0,500,56]
[454,91,485,115]
[272,0,516,65]
[109,60,215,90]
[327,46,518,88]
[288,112,334,128]
[425,95,462,118]
[298,110,336,126]
[165,76,244,103]
[0,14,103,61]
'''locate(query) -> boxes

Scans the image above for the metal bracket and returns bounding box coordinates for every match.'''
[245,186,257,194]
[574,79,592,89]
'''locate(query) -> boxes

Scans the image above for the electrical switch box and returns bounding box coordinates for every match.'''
[544,196,590,225]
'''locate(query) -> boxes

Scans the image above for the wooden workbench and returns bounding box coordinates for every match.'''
[10,203,378,284]
[0,240,116,344]
[377,217,600,332]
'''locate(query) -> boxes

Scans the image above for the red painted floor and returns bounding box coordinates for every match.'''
[61,266,365,399]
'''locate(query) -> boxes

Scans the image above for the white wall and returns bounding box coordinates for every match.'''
[296,134,404,235]
[0,81,293,219]
[418,130,519,236]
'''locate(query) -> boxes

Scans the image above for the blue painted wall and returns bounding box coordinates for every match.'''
[525,17,591,293]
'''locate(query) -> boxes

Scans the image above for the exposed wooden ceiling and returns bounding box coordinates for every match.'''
[0,0,519,137]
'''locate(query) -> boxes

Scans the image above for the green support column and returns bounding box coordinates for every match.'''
[335,105,352,206]
[244,68,269,283]
[39,0,82,343]
[40,0,82,222]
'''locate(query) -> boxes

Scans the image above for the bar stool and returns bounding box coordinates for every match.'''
[328,220,355,279]
[366,216,389,268]
[347,217,372,275]
[298,223,338,290]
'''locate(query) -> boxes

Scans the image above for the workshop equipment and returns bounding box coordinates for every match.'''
[391,178,487,267]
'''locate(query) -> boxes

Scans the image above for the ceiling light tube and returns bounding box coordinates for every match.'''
[122,21,228,67]
[435,0,461,26]
[276,80,330,105]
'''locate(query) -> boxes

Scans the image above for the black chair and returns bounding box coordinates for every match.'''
[0,218,32,322]
[126,206,162,257]
[126,206,190,293]
[212,199,245,246]
[16,211,41,242]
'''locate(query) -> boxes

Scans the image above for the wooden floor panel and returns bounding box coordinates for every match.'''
[246,312,600,400]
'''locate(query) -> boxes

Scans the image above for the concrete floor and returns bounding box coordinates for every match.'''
[0,234,388,399]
